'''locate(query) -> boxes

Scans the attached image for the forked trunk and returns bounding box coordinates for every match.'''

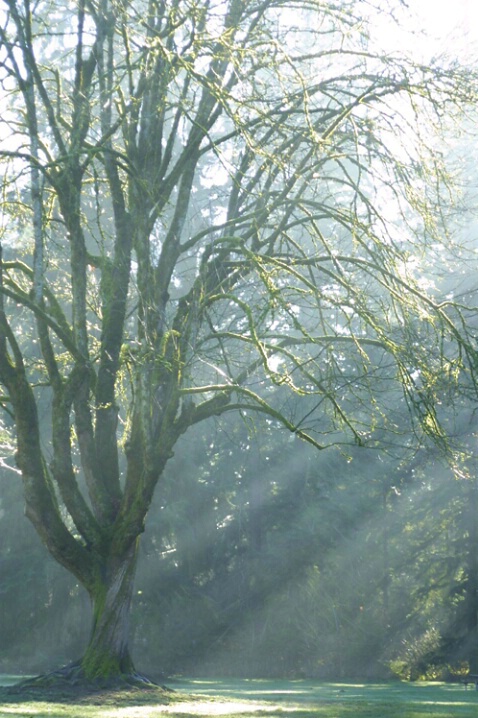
[80,543,138,680]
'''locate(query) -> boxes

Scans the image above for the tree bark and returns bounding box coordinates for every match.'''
[80,542,138,680]
[463,479,478,674]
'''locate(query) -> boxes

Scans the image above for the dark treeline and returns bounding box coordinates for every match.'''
[2,405,477,681]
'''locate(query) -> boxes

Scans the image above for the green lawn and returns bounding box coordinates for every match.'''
[0,676,477,718]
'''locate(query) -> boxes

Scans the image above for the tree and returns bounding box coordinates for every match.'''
[0,0,476,684]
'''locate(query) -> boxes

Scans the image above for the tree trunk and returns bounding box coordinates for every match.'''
[80,542,138,680]
[464,479,478,674]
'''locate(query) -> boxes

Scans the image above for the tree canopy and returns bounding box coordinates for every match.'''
[0,0,477,684]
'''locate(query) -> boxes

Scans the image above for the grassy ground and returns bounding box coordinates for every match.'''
[0,676,477,718]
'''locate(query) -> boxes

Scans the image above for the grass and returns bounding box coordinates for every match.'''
[0,676,477,718]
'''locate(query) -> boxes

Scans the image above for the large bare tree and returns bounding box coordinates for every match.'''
[0,0,476,685]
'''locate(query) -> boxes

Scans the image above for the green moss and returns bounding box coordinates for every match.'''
[81,651,124,681]
[81,629,134,680]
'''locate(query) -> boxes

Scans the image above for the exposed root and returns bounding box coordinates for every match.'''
[1,662,172,700]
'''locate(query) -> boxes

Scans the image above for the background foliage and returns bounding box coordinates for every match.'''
[2,405,478,680]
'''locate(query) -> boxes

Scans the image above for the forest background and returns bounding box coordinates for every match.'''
[3,410,478,682]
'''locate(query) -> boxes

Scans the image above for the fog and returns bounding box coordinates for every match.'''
[1,0,478,685]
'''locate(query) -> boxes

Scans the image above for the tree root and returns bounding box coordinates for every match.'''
[1,662,172,699]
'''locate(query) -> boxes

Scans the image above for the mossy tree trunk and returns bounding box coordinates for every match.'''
[463,479,478,674]
[81,544,138,680]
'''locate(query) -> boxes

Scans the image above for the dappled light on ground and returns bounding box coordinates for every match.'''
[170,677,477,703]
[108,701,291,717]
[1,678,478,718]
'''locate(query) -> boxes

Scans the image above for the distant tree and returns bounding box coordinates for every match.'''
[0,0,476,685]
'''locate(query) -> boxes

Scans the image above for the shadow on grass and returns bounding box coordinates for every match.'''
[0,676,477,718]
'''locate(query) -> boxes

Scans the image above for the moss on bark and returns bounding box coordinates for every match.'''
[80,543,139,681]
[80,649,134,681]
